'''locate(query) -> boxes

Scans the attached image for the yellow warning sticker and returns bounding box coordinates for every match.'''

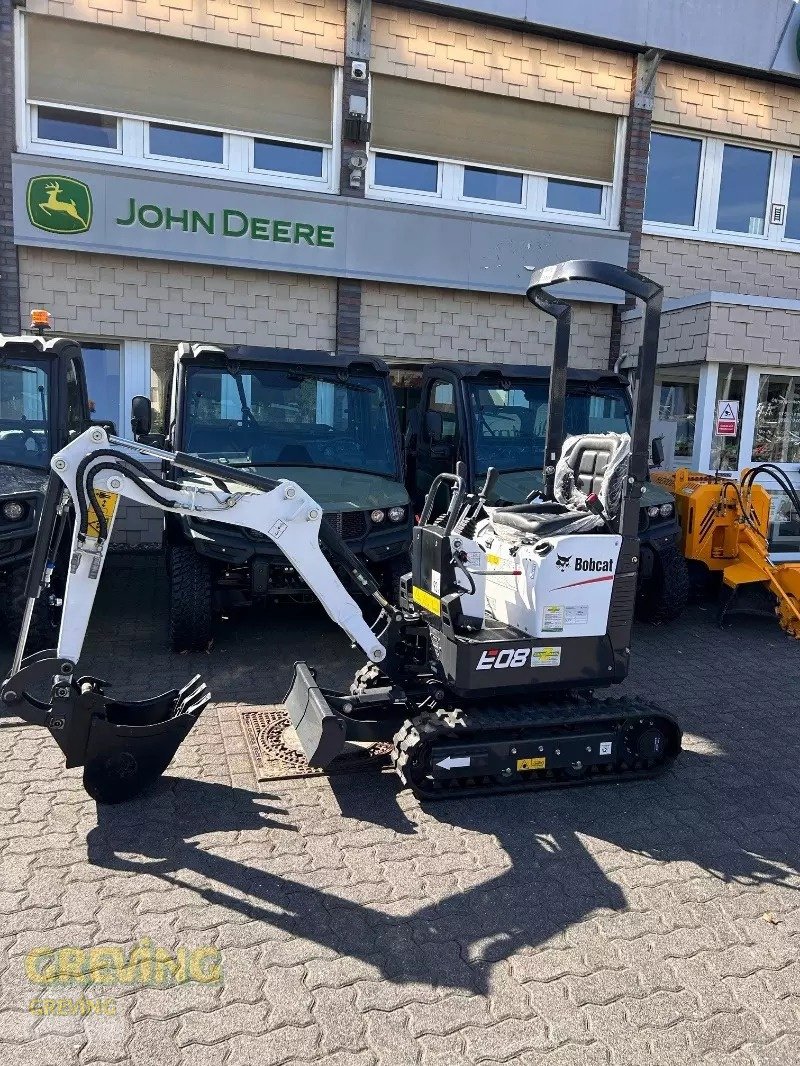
[487,553,502,566]
[412,585,441,616]
[86,491,120,539]
[530,646,562,668]
[517,756,546,771]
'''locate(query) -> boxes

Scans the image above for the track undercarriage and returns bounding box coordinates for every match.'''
[285,653,682,801]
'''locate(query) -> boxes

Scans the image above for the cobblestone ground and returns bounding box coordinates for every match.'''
[0,556,798,1065]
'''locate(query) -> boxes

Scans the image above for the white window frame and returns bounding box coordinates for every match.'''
[643,126,800,251]
[30,102,123,157]
[16,12,341,196]
[144,119,229,172]
[248,134,332,190]
[366,149,615,228]
[368,149,444,202]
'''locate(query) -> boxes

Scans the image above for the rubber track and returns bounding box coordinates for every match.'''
[391,696,682,800]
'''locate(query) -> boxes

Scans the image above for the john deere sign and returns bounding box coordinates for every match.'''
[27,175,92,234]
[114,198,334,247]
[12,155,629,301]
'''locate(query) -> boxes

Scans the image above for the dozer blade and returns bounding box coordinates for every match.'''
[284,662,348,769]
[1,654,210,804]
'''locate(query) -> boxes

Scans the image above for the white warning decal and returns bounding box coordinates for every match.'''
[543,605,565,632]
[565,605,590,626]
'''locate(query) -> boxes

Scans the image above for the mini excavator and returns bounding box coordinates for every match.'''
[1,261,682,804]
[651,466,800,636]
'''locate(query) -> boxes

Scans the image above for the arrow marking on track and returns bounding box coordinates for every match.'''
[436,755,471,770]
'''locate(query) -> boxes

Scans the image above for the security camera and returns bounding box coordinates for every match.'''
[349,153,368,170]
[351,61,367,81]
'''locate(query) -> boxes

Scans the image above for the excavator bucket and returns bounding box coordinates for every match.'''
[1,652,209,803]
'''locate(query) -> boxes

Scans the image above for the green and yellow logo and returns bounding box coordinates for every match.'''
[27,175,92,234]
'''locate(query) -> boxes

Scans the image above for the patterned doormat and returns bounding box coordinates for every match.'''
[239,707,392,781]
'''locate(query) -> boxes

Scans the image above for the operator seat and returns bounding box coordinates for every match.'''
[488,432,631,542]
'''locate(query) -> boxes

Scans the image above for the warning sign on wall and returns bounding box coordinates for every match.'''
[715,400,740,437]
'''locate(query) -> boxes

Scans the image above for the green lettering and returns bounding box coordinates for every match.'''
[272,220,291,243]
[116,198,136,226]
[138,205,164,229]
[316,225,335,248]
[164,208,189,231]
[223,209,248,237]
[191,211,214,235]
[293,222,316,245]
[250,217,271,241]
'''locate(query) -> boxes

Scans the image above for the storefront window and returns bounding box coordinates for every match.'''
[752,374,800,464]
[81,343,121,431]
[710,364,746,471]
[657,379,698,465]
[766,490,800,553]
[150,343,176,434]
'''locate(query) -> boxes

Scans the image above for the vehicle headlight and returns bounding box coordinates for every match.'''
[659,503,674,518]
[370,509,385,524]
[1,500,26,522]
[388,506,405,523]
[647,505,660,518]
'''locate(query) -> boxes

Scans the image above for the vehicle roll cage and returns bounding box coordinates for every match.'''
[526,259,663,537]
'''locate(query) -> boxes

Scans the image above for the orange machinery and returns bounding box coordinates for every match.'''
[651,466,800,637]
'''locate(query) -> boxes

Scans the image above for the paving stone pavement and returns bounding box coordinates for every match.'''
[0,555,798,1065]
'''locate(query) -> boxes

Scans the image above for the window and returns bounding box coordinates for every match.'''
[66,360,85,435]
[427,380,457,441]
[463,167,523,204]
[716,144,771,235]
[253,139,324,178]
[148,123,223,164]
[656,378,699,465]
[546,179,603,215]
[710,365,746,472]
[150,343,175,435]
[374,154,439,193]
[36,106,118,149]
[752,375,800,464]
[81,343,122,431]
[644,132,702,226]
[785,157,800,241]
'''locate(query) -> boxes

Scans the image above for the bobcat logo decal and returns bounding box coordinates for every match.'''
[555,554,571,572]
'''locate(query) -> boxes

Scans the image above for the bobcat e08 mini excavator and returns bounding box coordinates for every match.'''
[1,261,681,804]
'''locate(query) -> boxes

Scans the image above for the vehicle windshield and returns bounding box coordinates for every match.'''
[0,357,51,469]
[468,380,630,474]
[183,365,400,478]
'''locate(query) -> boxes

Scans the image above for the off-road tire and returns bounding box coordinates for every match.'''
[636,542,689,625]
[167,545,213,652]
[4,564,57,652]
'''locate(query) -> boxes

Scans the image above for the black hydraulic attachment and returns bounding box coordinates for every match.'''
[1,652,209,803]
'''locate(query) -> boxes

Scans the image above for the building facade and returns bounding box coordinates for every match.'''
[3,0,800,553]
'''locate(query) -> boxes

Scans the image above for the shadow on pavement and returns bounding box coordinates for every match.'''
[86,740,799,995]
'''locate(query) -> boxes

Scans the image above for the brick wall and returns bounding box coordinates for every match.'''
[370,4,631,112]
[654,60,800,147]
[621,300,800,371]
[25,0,345,63]
[360,283,612,370]
[18,248,337,346]
[640,234,800,303]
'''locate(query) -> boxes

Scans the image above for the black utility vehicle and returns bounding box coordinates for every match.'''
[0,333,94,645]
[132,344,412,650]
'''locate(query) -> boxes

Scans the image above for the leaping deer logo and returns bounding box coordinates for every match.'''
[27,175,93,234]
[38,181,87,227]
